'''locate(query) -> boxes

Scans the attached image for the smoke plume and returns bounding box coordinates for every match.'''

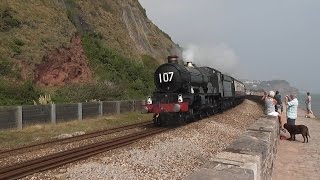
[182,43,239,76]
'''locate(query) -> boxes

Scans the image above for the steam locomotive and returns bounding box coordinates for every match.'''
[143,55,246,126]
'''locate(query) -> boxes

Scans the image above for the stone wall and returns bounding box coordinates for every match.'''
[186,115,279,180]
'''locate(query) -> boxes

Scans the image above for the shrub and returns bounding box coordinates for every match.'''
[81,33,157,99]
[0,59,13,76]
[0,7,21,32]
[0,58,22,79]
[141,54,160,72]
[0,79,41,106]
[52,83,126,103]
[13,38,25,46]
[10,43,22,55]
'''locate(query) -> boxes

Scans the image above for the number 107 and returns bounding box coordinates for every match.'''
[159,72,174,83]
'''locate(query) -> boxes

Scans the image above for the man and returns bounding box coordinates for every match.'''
[286,94,299,125]
[305,92,313,115]
[274,91,283,114]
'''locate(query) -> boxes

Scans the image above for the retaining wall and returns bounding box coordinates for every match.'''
[187,116,279,180]
[187,95,279,180]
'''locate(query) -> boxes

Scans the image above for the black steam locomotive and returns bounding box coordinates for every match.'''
[143,56,246,126]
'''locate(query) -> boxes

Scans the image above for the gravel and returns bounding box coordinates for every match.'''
[0,128,144,168]
[23,99,263,180]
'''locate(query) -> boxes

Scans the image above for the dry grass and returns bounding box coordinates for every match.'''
[0,0,75,65]
[0,0,175,67]
[0,112,153,150]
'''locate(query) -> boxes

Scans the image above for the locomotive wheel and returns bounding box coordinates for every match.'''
[184,114,193,123]
[199,113,204,120]
[153,114,161,126]
[178,115,186,125]
[210,108,215,115]
[206,111,210,117]
[193,114,200,121]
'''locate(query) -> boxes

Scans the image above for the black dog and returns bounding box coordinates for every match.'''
[284,123,310,143]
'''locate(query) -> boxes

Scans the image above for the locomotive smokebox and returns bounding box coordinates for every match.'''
[167,55,178,63]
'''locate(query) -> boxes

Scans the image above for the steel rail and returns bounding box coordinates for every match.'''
[0,127,169,180]
[0,121,152,157]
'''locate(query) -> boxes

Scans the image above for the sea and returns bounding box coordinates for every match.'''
[297,93,320,118]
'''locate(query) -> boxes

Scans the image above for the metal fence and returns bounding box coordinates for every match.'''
[0,100,145,130]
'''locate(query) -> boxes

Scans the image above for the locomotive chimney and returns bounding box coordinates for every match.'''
[167,55,178,63]
[187,62,194,67]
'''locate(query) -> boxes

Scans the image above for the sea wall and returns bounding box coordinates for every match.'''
[186,96,279,180]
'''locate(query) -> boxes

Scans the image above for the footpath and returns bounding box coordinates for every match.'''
[272,109,320,180]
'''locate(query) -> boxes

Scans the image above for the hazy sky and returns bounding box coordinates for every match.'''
[139,0,320,92]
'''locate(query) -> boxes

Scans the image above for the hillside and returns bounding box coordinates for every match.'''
[243,79,299,96]
[0,0,181,105]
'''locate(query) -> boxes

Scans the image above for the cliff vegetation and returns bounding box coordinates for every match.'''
[0,0,181,105]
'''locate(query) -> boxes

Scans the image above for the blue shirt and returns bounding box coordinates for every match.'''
[287,98,298,119]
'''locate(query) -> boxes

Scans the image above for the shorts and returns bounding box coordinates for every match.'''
[307,104,312,111]
[268,111,279,117]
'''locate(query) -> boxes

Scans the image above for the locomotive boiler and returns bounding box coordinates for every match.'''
[143,56,245,126]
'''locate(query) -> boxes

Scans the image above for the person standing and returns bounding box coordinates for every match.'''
[305,92,313,115]
[285,94,299,125]
[265,91,285,131]
[261,91,268,101]
[274,91,283,114]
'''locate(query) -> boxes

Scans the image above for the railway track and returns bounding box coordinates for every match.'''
[0,121,152,157]
[0,127,170,180]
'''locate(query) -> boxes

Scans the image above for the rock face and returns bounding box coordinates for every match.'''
[0,0,181,85]
[35,35,92,86]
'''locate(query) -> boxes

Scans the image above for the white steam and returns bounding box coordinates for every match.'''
[182,43,239,76]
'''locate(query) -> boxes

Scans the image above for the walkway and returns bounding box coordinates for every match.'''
[272,109,320,180]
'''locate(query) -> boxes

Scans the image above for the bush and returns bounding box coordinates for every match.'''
[0,7,21,32]
[81,33,156,99]
[141,54,160,73]
[0,59,13,76]
[0,79,41,106]
[0,58,22,79]
[52,83,126,103]
[10,43,22,55]
[13,38,25,46]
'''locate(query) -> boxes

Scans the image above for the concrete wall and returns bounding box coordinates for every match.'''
[186,116,279,180]
[186,95,279,180]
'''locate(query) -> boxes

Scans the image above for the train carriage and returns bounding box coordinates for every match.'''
[234,79,246,97]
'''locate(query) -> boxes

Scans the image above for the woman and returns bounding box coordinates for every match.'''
[265,91,285,131]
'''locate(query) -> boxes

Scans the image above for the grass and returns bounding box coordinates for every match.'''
[0,0,176,105]
[0,112,153,150]
[0,1,76,64]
